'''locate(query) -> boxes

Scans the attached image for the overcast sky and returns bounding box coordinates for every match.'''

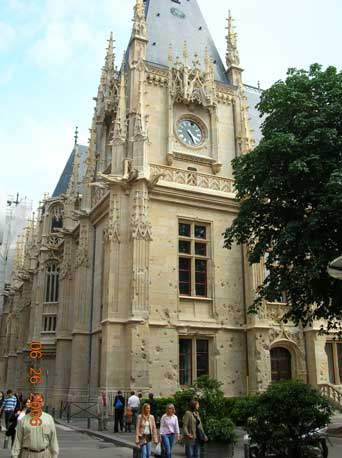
[0,0,341,210]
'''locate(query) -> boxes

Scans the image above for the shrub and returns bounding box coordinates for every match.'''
[174,376,226,426]
[152,397,176,423]
[228,396,259,426]
[205,417,236,443]
[246,380,332,458]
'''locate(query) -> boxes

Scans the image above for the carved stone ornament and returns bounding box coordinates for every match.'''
[226,12,240,68]
[60,240,74,280]
[90,183,110,208]
[131,190,152,241]
[168,49,216,108]
[75,224,89,268]
[45,234,64,251]
[104,194,121,243]
[149,163,234,194]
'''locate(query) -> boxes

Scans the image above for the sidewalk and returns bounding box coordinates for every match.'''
[328,412,342,437]
[55,417,245,457]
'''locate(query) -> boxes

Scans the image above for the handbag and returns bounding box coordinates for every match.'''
[154,442,162,456]
[193,414,206,445]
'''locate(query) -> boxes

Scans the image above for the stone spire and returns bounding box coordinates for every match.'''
[226,11,243,86]
[96,32,116,116]
[111,56,127,144]
[67,127,80,198]
[183,41,189,67]
[131,0,147,40]
[85,115,97,180]
[226,11,240,68]
[105,32,115,73]
[81,114,97,210]
[133,66,146,139]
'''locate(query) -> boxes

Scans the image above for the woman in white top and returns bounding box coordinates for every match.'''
[17,398,31,421]
[159,404,180,458]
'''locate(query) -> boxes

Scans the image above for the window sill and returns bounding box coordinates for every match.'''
[179,296,212,301]
[41,331,56,334]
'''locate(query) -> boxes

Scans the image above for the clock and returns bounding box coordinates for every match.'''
[176,119,203,146]
[170,7,186,19]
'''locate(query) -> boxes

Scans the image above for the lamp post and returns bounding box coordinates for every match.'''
[327,256,342,280]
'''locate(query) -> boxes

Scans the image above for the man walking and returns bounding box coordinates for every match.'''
[1,390,18,430]
[127,391,140,428]
[11,394,59,458]
[113,390,125,433]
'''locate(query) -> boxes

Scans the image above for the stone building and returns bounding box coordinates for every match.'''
[0,0,339,408]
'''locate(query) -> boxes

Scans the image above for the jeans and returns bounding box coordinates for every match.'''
[185,441,200,458]
[132,407,139,427]
[4,411,14,430]
[140,440,152,458]
[161,434,175,458]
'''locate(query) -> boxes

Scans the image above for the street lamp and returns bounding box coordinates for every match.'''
[327,256,342,280]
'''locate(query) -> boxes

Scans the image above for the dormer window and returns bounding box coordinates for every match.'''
[50,204,64,233]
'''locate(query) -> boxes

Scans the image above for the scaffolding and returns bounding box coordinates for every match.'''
[0,195,33,312]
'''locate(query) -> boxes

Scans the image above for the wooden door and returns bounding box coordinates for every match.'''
[271,347,292,382]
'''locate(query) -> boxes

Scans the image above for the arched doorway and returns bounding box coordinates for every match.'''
[271,347,292,382]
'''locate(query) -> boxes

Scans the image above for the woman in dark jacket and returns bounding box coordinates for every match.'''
[182,400,207,458]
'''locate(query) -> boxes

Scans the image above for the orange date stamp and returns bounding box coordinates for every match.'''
[28,341,43,426]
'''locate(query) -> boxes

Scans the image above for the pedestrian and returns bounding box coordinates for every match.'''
[124,406,133,432]
[11,393,59,458]
[182,400,207,458]
[0,391,5,431]
[113,390,125,433]
[13,391,21,410]
[97,391,108,431]
[135,403,158,458]
[17,392,24,410]
[127,391,140,428]
[6,398,31,446]
[16,398,31,422]
[147,393,157,418]
[159,404,180,458]
[1,390,18,430]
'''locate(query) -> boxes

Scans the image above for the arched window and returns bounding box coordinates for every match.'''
[50,205,64,233]
[271,347,292,382]
[45,263,59,303]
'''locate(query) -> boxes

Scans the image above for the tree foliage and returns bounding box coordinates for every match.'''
[246,380,332,458]
[224,64,342,329]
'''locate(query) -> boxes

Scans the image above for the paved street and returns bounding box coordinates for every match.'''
[0,424,132,458]
[0,421,340,457]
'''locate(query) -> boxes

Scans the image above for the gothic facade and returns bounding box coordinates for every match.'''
[0,0,338,408]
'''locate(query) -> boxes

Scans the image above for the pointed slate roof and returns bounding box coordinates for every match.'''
[144,0,229,84]
[244,85,263,145]
[52,145,88,198]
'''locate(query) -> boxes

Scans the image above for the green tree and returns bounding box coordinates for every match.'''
[224,64,342,329]
[246,380,332,458]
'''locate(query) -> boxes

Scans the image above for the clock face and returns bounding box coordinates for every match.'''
[170,7,186,19]
[176,119,203,146]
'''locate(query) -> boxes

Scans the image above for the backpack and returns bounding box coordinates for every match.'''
[115,398,123,409]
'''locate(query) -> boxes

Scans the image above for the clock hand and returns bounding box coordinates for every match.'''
[187,130,196,144]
